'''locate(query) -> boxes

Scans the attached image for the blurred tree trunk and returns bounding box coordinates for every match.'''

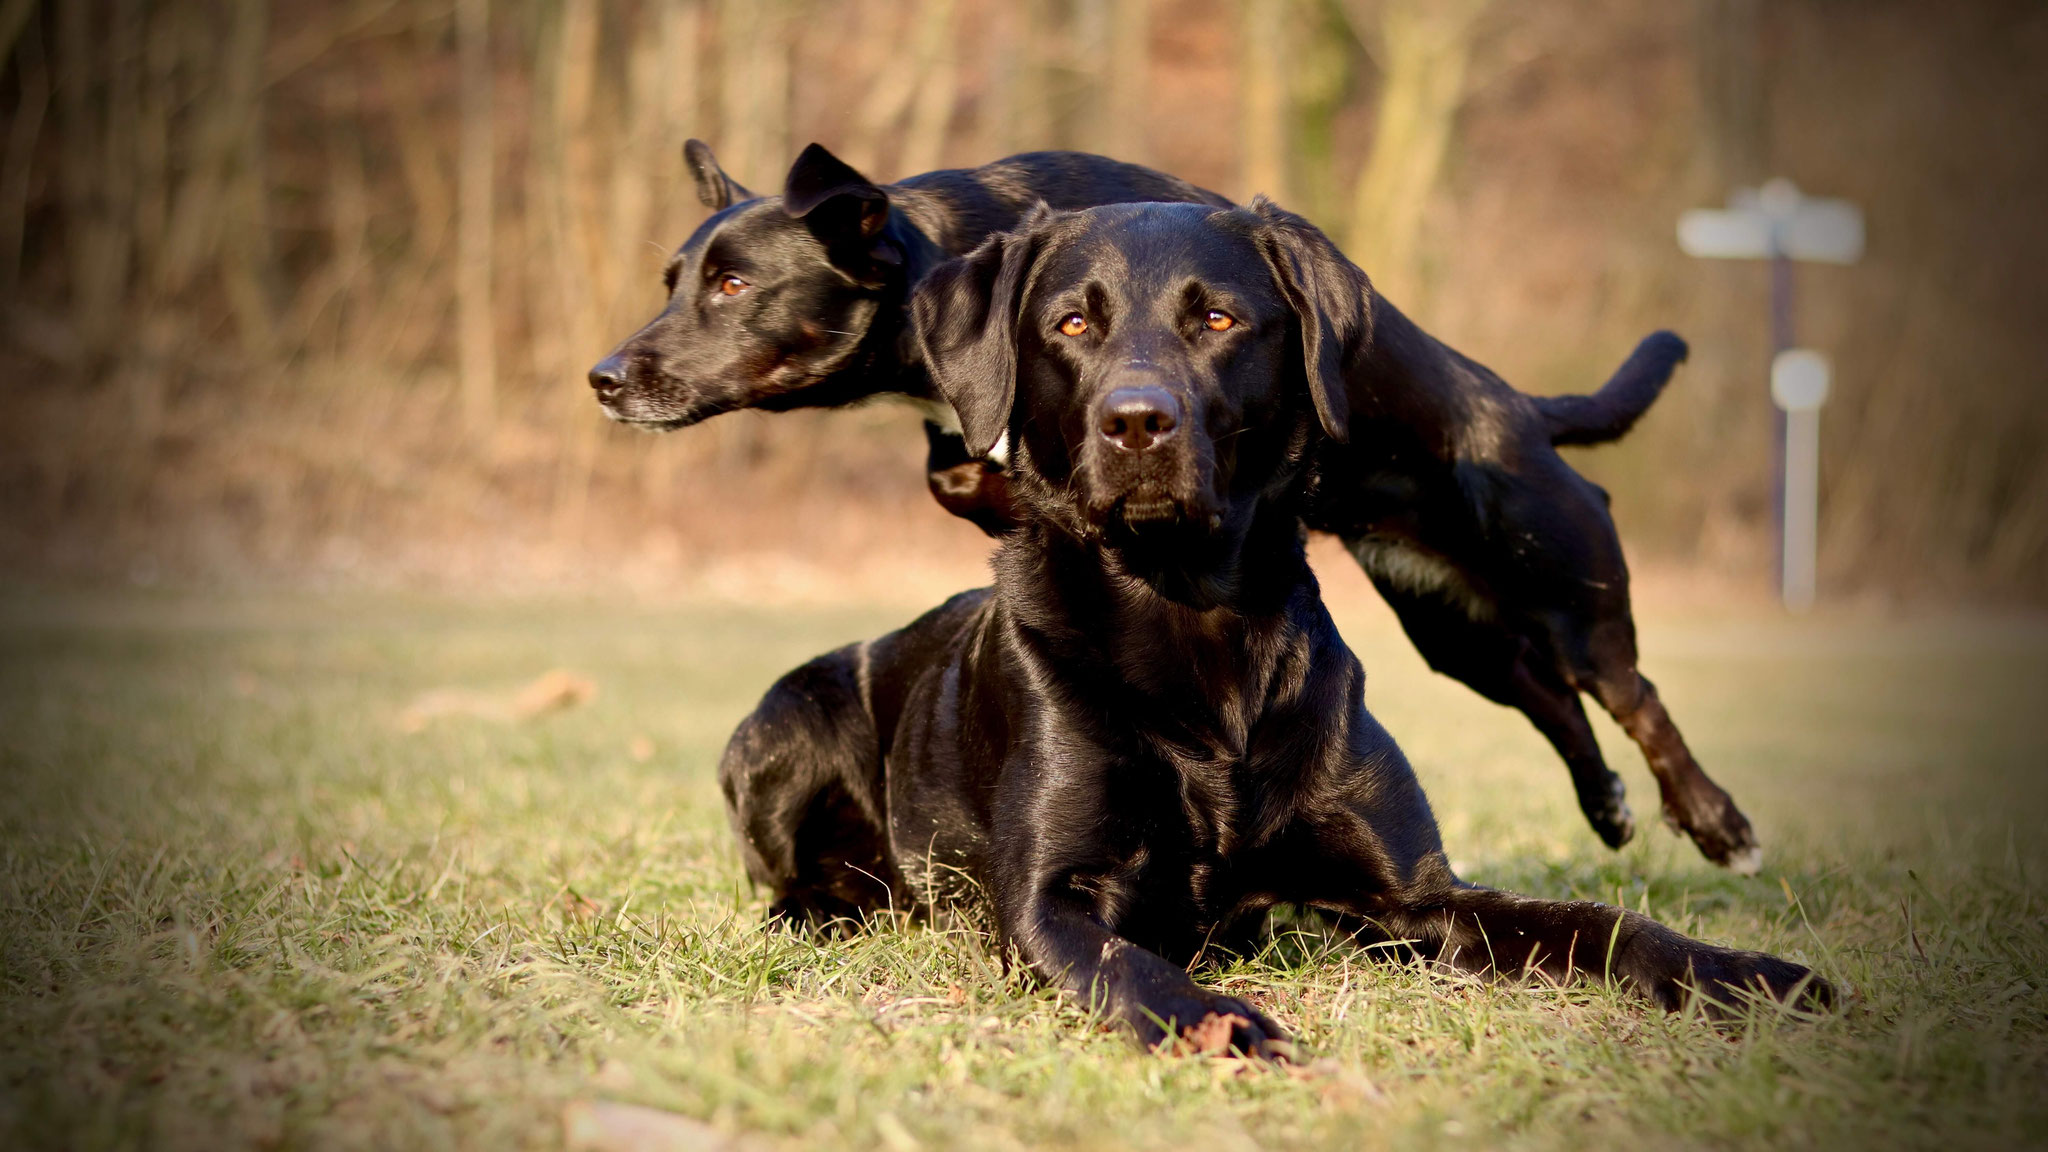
[57,0,114,354]
[0,0,33,64]
[641,0,706,512]
[1339,0,1488,303]
[457,0,497,432]
[153,0,274,355]
[133,1,174,294]
[654,0,703,236]
[1239,0,1290,203]
[103,0,140,321]
[715,0,791,191]
[1095,0,1147,163]
[1682,0,1773,570]
[610,4,664,312]
[1062,0,1147,162]
[220,0,275,358]
[0,5,47,297]
[982,0,1054,158]
[542,0,601,374]
[846,0,954,178]
[377,22,453,371]
[552,0,604,536]
[900,0,959,176]
[318,74,370,340]
[1693,0,1765,190]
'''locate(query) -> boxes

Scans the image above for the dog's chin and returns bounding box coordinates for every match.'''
[1092,488,1221,543]
[599,389,733,431]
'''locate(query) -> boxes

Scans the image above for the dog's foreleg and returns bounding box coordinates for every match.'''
[1506,659,1635,849]
[1383,884,1829,1017]
[1004,887,1292,1058]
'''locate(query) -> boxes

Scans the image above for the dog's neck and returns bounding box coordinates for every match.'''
[864,210,953,403]
[995,494,1316,703]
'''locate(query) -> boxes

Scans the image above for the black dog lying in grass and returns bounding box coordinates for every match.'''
[717,201,1828,1057]
[593,141,1759,871]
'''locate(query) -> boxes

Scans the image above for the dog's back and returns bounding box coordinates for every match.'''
[887,151,1231,252]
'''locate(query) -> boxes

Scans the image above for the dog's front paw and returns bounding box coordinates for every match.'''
[1126,988,1292,1060]
[1633,944,1833,1019]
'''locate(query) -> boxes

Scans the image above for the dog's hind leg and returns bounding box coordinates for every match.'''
[1587,669,1760,874]
[719,645,898,928]
[1367,576,1633,850]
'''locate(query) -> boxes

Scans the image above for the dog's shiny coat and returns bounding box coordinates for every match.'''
[718,203,1825,1056]
[592,142,1758,870]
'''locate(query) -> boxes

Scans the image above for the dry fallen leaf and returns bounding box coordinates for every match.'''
[563,1100,736,1152]
[397,668,596,732]
[561,891,602,925]
[1284,1058,1385,1104]
[1180,1012,1250,1056]
[512,668,597,718]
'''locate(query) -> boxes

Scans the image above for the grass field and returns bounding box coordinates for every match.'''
[2,579,2045,1151]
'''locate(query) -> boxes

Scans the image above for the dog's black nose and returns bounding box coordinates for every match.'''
[588,356,628,401]
[1097,386,1181,453]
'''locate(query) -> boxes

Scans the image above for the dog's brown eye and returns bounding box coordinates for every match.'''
[717,274,749,297]
[1059,314,1089,337]
[1204,310,1235,332]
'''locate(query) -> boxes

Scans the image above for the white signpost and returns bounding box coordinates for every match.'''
[1770,349,1829,612]
[1678,179,1864,611]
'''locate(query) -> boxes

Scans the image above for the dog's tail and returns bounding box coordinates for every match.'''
[1532,331,1689,447]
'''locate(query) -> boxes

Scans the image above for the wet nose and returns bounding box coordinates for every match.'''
[1097,386,1181,453]
[588,355,628,401]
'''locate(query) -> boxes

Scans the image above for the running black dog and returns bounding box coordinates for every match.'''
[590,140,1225,532]
[717,202,1826,1056]
[597,141,1757,871]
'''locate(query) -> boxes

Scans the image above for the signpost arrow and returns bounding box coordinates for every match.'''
[1679,179,1864,611]
[1680,180,1866,265]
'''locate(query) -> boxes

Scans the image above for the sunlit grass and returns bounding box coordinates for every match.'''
[1,587,2043,1150]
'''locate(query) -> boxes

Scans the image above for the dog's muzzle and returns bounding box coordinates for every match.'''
[588,353,630,406]
[1086,381,1212,527]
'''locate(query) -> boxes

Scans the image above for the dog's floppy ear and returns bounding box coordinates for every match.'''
[684,139,753,210]
[1250,197,1369,444]
[912,207,1053,460]
[783,143,899,287]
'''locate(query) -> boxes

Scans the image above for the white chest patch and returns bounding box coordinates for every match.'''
[1348,535,1497,621]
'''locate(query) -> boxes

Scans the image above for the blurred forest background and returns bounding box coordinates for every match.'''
[0,0,2041,602]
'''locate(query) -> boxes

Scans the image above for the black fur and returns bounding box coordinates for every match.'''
[718,204,1829,1057]
[596,142,1756,870]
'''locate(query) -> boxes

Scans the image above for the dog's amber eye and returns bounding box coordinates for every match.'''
[1059,314,1088,337]
[1204,310,1235,332]
[717,274,749,297]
